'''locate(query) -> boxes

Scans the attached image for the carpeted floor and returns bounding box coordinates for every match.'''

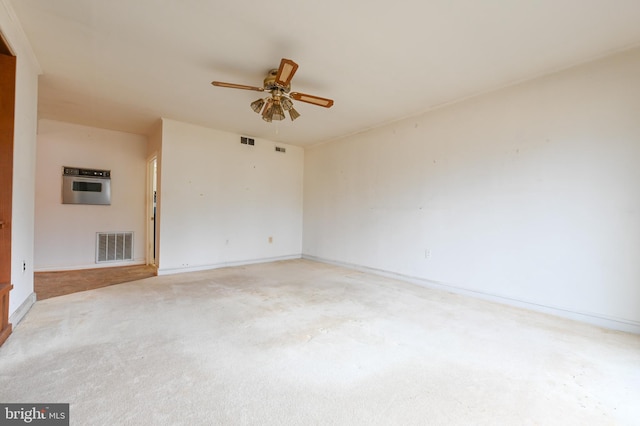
[2,259,639,425]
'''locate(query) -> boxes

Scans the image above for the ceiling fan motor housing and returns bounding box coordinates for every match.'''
[264,69,291,93]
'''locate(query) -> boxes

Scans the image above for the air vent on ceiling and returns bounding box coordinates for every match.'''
[96,232,133,263]
[275,146,286,153]
[241,136,255,146]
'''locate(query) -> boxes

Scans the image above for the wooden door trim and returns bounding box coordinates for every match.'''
[0,284,12,345]
[0,48,16,346]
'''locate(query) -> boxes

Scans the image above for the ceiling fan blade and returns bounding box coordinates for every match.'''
[275,58,299,87]
[211,81,264,92]
[290,92,334,108]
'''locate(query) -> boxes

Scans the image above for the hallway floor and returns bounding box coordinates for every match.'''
[34,264,157,300]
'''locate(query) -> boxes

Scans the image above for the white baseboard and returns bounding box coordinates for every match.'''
[302,254,640,335]
[157,254,302,276]
[9,292,36,327]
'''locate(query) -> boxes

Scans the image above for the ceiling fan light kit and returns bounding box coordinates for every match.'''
[211,58,333,123]
[271,101,286,121]
[288,108,301,121]
[250,98,265,114]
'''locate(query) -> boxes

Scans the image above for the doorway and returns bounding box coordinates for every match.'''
[147,157,158,266]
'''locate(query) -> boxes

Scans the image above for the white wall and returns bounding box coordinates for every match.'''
[34,119,148,270]
[303,48,640,333]
[158,119,303,274]
[1,0,41,320]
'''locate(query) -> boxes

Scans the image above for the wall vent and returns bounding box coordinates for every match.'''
[96,232,133,263]
[275,146,286,153]
[241,136,255,146]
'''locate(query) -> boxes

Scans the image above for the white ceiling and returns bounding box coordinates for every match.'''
[7,0,640,146]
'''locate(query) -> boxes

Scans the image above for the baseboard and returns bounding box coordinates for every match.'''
[9,292,36,328]
[157,254,302,276]
[35,260,147,272]
[302,254,640,335]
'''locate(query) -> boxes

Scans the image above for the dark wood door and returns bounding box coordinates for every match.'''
[0,52,16,346]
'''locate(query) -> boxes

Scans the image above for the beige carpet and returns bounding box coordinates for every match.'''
[1,259,639,425]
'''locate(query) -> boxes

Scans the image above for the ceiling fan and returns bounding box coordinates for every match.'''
[211,58,334,122]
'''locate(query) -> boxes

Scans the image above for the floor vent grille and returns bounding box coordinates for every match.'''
[96,232,133,263]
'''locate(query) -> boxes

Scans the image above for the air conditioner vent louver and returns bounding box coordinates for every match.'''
[241,136,255,146]
[96,232,133,263]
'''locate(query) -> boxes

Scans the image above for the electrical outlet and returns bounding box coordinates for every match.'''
[22,261,26,272]
[424,249,431,259]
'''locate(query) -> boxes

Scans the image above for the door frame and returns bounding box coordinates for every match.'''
[0,34,16,346]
